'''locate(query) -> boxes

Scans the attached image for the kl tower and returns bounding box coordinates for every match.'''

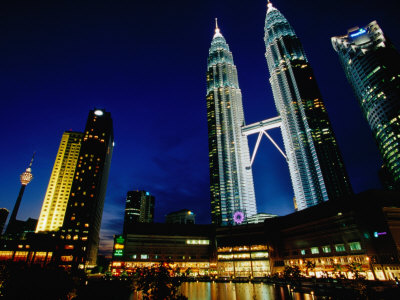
[5,154,35,235]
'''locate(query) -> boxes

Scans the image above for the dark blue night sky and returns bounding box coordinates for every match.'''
[1,0,398,254]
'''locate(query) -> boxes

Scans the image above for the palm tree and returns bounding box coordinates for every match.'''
[304,260,316,277]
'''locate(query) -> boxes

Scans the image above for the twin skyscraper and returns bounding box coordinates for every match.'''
[206,2,352,225]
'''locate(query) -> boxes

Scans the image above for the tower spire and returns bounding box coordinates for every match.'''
[213,18,223,39]
[28,152,35,169]
[267,0,276,13]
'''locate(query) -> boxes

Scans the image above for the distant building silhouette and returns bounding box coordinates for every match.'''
[123,190,154,234]
[0,208,9,235]
[166,209,195,224]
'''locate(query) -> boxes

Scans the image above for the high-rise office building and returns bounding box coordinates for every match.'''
[36,131,83,232]
[264,2,352,210]
[0,208,9,235]
[123,190,155,234]
[60,109,114,266]
[206,20,257,225]
[332,21,400,187]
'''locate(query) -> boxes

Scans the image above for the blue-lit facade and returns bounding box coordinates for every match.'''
[264,2,352,210]
[206,23,257,225]
[332,21,400,187]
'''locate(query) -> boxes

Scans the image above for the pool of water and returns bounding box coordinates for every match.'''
[132,282,326,300]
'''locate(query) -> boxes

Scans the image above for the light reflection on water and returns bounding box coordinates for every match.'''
[178,282,317,300]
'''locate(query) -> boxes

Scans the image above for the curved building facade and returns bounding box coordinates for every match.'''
[332,21,400,187]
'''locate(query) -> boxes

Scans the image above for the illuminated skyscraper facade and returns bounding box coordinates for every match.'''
[264,2,352,210]
[332,21,400,187]
[123,190,155,234]
[36,131,83,232]
[207,21,257,225]
[60,109,114,266]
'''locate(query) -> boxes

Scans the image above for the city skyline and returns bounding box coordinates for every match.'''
[1,0,398,254]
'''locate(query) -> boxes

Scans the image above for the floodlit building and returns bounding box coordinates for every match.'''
[36,131,83,232]
[123,190,155,234]
[59,109,114,267]
[263,2,352,211]
[206,19,257,225]
[332,21,400,188]
[165,209,195,224]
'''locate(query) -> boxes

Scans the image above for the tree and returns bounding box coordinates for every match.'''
[283,265,301,282]
[0,262,75,300]
[303,260,316,277]
[133,261,187,300]
[348,262,363,280]
[333,263,344,278]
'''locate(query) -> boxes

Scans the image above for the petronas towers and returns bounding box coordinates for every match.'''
[207,21,257,226]
[207,2,352,224]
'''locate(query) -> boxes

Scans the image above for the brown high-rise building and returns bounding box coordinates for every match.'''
[59,109,114,267]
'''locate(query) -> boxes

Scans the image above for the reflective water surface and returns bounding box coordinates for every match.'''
[178,282,322,300]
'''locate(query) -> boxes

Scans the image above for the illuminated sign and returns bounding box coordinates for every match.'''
[374,231,387,238]
[94,110,104,116]
[115,236,125,244]
[350,28,367,38]
[114,244,124,250]
[233,211,245,224]
[146,192,150,196]
[186,239,210,245]
[114,250,123,257]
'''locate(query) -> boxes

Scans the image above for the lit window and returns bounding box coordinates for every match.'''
[322,245,331,253]
[335,244,346,252]
[309,247,319,254]
[349,242,362,251]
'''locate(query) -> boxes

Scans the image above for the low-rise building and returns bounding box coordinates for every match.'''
[111,223,215,276]
[265,190,400,280]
